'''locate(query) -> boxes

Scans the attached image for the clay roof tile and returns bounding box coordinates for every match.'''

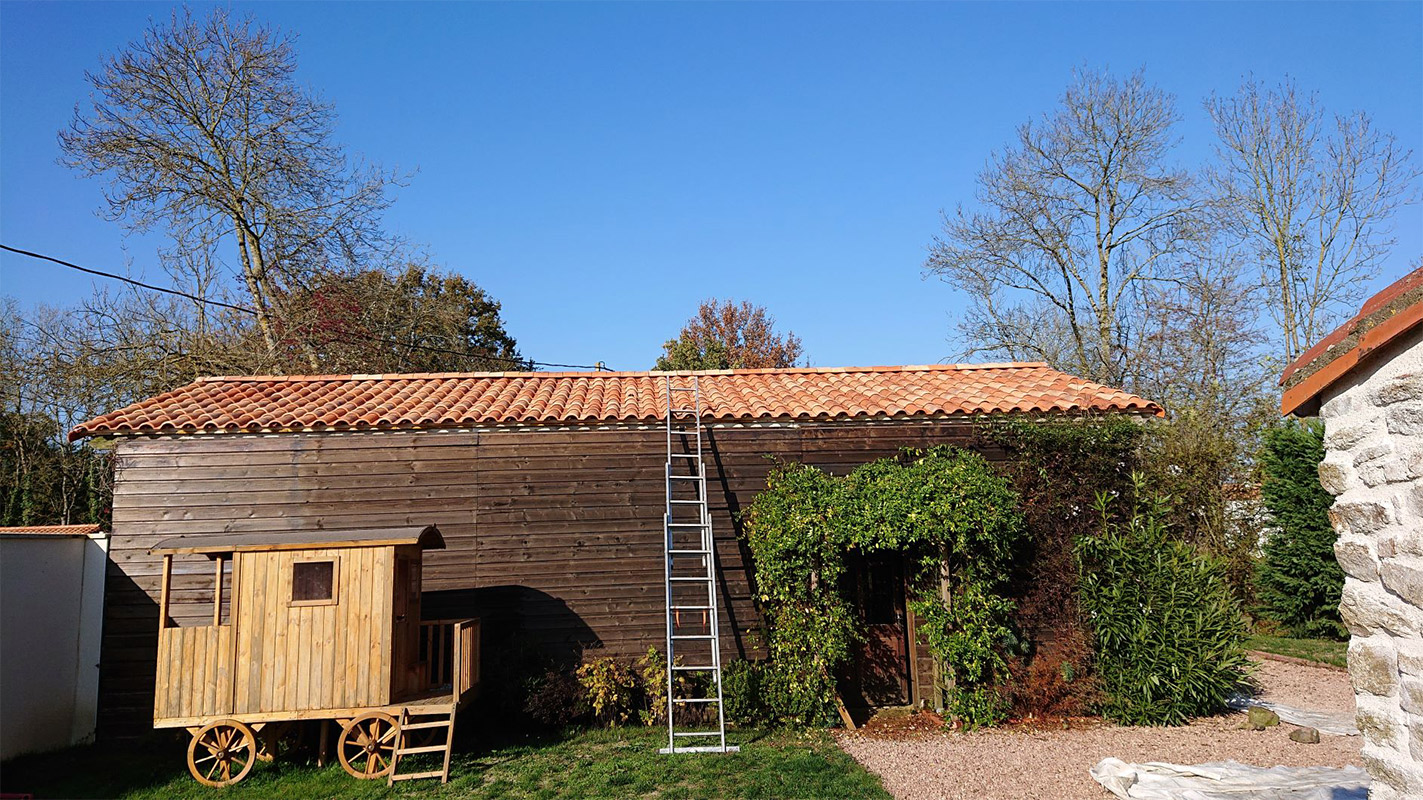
[69,363,1162,440]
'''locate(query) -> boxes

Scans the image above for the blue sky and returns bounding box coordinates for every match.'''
[2,1,1420,371]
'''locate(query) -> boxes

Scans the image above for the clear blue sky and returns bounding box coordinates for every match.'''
[2,1,1420,371]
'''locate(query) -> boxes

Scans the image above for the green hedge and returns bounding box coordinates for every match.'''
[1256,421,1345,639]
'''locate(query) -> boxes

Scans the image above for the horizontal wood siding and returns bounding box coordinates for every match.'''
[99,421,990,733]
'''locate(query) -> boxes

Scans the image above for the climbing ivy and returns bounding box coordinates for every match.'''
[744,446,1025,727]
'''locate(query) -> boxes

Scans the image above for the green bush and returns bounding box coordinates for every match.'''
[1256,421,1345,639]
[1076,476,1250,726]
[744,446,1024,728]
[721,659,767,725]
[576,657,641,727]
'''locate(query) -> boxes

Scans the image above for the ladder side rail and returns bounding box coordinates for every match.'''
[663,376,676,754]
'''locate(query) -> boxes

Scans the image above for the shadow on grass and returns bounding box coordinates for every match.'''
[1,723,885,800]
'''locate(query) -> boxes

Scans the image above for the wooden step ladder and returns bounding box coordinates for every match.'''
[387,707,456,785]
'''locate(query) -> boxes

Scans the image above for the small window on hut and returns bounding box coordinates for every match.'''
[291,559,337,606]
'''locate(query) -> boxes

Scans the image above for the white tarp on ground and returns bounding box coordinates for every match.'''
[1225,696,1360,736]
[1090,758,1369,800]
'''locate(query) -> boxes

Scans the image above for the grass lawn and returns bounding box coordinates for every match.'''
[0,725,888,800]
[1246,634,1348,668]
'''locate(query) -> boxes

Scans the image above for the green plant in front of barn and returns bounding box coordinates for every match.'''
[1255,420,1345,639]
[744,446,1025,728]
[576,657,642,727]
[1076,474,1250,726]
[843,447,1026,728]
[743,461,856,725]
[720,659,769,725]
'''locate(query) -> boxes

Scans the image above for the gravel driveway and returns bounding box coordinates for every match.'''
[836,658,1361,800]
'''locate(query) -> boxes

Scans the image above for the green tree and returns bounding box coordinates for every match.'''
[1256,421,1344,638]
[275,264,527,372]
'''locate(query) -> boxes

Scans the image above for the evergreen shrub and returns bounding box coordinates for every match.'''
[1255,420,1345,639]
[1076,475,1250,725]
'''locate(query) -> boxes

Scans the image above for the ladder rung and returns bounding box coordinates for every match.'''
[668,475,702,480]
[661,745,740,754]
[673,731,723,737]
[672,665,718,671]
[669,576,712,582]
[672,698,721,704]
[668,549,710,555]
[670,605,713,611]
[669,499,703,504]
[390,770,447,781]
[669,453,700,458]
[669,386,697,391]
[399,720,451,731]
[395,744,450,755]
[671,634,716,640]
[667,522,708,527]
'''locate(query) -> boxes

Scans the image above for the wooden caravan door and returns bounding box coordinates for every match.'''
[392,548,423,698]
[841,552,912,708]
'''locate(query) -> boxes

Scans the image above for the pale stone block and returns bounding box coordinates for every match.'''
[1381,558,1423,607]
[1341,580,1421,637]
[1352,636,1401,698]
[1337,536,1380,582]
[1386,404,1423,436]
[1319,457,1354,496]
[1327,420,1375,450]
[1332,499,1397,536]
[1372,374,1423,407]
[1401,676,1423,715]
[1399,640,1423,678]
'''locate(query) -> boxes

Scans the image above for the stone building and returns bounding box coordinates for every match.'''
[1281,267,1423,800]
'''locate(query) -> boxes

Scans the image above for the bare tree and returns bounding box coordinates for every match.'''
[59,8,401,366]
[1207,78,1420,363]
[1129,254,1272,424]
[655,299,805,370]
[925,68,1201,386]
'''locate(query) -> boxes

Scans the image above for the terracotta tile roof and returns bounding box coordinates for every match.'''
[0,524,103,536]
[68,363,1161,441]
[1281,267,1423,416]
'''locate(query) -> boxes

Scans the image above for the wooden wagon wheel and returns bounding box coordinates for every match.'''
[186,719,257,787]
[338,712,398,779]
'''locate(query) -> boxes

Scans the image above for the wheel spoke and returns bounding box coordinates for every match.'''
[379,725,397,744]
[194,753,218,766]
[205,758,223,781]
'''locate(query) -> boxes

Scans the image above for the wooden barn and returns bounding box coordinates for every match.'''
[70,363,1159,733]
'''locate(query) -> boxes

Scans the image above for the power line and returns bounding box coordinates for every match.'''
[2,243,607,372]
[3,244,257,314]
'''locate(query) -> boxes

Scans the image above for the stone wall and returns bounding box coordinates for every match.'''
[1317,324,1423,800]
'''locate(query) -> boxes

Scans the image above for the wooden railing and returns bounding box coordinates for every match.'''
[419,618,480,703]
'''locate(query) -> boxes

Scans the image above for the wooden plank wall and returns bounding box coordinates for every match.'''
[230,547,394,716]
[153,626,233,721]
[100,420,989,733]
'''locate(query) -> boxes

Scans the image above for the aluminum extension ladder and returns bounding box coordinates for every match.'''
[660,375,737,754]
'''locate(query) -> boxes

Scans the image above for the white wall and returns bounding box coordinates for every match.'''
[0,532,109,760]
[1317,324,1423,800]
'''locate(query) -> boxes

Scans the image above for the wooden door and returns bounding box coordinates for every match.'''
[392,548,423,698]
[841,552,912,707]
